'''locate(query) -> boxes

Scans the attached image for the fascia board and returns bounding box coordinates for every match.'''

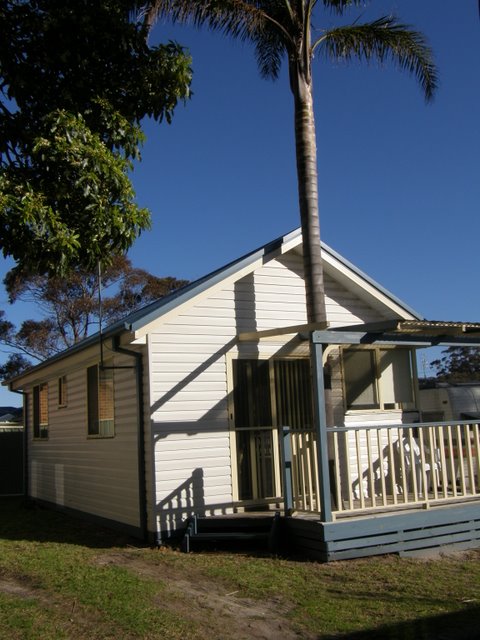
[131,255,268,340]
[7,339,108,391]
[6,227,424,387]
[4,229,302,388]
[321,244,423,321]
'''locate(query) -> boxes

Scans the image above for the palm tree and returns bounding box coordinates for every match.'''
[142,0,437,326]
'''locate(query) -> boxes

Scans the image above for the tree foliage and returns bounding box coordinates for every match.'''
[431,347,480,383]
[0,258,188,377]
[0,351,30,380]
[0,0,192,273]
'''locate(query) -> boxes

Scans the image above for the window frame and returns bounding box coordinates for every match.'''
[33,383,49,439]
[86,364,115,438]
[58,375,67,408]
[342,347,416,412]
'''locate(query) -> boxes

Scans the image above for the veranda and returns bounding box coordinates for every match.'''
[236,320,480,560]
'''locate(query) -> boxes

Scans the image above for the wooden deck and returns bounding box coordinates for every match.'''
[175,496,480,561]
[285,500,480,561]
[176,420,480,560]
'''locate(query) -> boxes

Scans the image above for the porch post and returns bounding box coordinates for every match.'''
[311,336,332,522]
[281,426,294,515]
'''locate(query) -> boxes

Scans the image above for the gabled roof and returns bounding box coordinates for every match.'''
[4,228,423,386]
[117,228,423,334]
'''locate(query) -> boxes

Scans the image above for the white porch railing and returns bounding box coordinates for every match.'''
[329,420,480,514]
[236,421,480,517]
[288,429,320,512]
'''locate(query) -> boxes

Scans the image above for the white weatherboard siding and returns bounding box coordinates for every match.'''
[6,232,427,541]
[27,349,141,529]
[148,249,394,535]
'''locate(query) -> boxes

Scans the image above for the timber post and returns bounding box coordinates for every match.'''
[281,426,294,515]
[311,334,333,522]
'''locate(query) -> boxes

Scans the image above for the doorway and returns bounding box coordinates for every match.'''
[232,358,313,502]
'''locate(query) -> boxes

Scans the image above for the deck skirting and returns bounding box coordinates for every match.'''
[283,502,480,561]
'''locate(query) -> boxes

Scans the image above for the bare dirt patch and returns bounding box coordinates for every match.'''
[94,549,312,640]
[0,577,35,599]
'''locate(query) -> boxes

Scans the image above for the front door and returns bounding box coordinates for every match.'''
[232,358,313,502]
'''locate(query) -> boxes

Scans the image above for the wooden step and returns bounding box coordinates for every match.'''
[187,531,270,541]
[181,513,280,553]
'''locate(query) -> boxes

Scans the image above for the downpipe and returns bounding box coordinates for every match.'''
[113,337,148,542]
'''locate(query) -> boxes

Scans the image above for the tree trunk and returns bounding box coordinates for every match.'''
[290,64,334,454]
[290,66,326,326]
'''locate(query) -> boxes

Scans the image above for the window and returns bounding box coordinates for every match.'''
[58,376,67,407]
[33,383,49,439]
[343,348,415,411]
[87,365,114,437]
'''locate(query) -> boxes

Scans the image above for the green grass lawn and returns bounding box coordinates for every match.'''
[1,497,479,639]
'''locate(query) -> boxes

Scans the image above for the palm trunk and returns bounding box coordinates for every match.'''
[290,65,326,326]
[290,63,334,433]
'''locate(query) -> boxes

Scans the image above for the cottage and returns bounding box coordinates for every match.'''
[6,229,480,559]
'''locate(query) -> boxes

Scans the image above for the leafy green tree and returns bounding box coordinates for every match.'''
[0,0,192,273]
[0,258,188,376]
[144,0,436,324]
[431,347,480,383]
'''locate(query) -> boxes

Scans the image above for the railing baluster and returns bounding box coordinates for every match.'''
[377,429,387,507]
[387,428,398,506]
[465,424,475,495]
[407,429,419,502]
[366,429,376,508]
[474,423,480,494]
[417,428,428,503]
[427,427,438,500]
[307,434,315,510]
[437,425,448,499]
[290,432,299,510]
[456,424,467,496]
[345,431,354,511]
[332,431,342,512]
[397,429,409,503]
[355,430,365,509]
[299,434,307,510]
[297,433,305,511]
[445,425,457,497]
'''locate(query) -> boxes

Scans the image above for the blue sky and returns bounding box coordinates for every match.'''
[1,0,479,405]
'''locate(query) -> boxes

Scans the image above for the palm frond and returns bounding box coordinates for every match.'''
[143,0,269,41]
[254,27,287,78]
[315,16,437,101]
[143,0,293,78]
[322,0,365,15]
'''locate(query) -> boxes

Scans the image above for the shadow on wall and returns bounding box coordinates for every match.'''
[156,467,204,536]
[150,272,260,417]
[155,467,247,538]
[149,268,311,538]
